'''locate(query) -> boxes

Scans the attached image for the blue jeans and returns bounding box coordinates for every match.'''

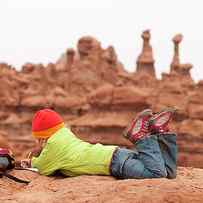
[110,133,177,179]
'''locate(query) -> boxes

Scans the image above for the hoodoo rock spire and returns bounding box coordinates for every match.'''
[136,30,156,77]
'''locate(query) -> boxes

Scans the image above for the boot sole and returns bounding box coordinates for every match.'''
[123,109,152,139]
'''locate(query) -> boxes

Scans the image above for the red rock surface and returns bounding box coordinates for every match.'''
[1,167,203,203]
[0,30,202,168]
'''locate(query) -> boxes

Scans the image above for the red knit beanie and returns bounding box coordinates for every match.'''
[32,109,64,139]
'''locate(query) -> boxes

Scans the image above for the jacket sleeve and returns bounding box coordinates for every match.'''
[31,142,60,175]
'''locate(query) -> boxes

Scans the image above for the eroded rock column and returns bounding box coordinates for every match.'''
[170,34,182,73]
[170,34,193,77]
[136,30,156,77]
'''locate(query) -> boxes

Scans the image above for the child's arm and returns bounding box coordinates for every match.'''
[31,142,61,176]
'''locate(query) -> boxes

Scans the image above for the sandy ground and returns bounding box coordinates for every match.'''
[1,167,203,203]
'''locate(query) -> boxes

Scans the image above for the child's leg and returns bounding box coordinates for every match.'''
[131,134,167,178]
[157,133,177,179]
[111,135,167,179]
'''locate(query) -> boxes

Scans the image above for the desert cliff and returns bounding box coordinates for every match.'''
[0,30,202,168]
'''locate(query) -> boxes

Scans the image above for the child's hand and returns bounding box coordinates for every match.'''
[30,146,43,157]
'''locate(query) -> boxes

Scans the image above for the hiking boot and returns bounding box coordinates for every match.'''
[123,109,153,143]
[149,107,176,133]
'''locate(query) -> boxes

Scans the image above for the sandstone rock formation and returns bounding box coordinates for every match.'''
[0,131,9,148]
[0,31,202,168]
[170,34,193,78]
[1,167,203,203]
[136,30,156,77]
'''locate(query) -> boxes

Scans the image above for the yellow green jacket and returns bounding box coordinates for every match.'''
[32,127,117,176]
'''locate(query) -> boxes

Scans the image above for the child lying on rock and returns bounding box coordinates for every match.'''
[21,108,177,179]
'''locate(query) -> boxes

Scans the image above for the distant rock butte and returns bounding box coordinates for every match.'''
[0,30,202,168]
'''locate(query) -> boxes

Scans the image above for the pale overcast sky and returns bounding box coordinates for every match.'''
[0,0,203,81]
